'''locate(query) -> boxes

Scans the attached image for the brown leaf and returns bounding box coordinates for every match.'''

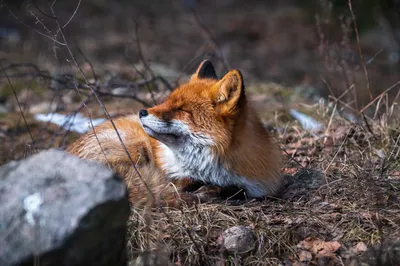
[297,237,341,257]
[389,170,400,179]
[359,212,374,220]
[281,167,298,175]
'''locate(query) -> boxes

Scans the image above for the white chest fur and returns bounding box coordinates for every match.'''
[157,143,266,197]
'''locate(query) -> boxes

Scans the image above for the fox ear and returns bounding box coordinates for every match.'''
[212,70,245,114]
[191,60,218,80]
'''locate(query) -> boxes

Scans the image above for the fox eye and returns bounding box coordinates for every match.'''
[177,106,191,114]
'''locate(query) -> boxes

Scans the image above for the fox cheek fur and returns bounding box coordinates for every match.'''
[139,110,192,148]
[140,104,217,150]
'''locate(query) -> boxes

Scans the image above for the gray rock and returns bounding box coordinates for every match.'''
[360,240,400,266]
[0,149,130,266]
[281,169,326,201]
[219,226,256,255]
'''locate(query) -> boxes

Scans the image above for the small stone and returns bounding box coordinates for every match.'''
[129,251,172,266]
[0,104,8,113]
[352,242,367,255]
[220,226,256,254]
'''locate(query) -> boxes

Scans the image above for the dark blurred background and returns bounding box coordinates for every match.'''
[1,0,400,107]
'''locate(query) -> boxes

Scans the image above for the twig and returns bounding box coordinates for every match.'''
[173,46,209,84]
[388,133,400,161]
[61,0,81,29]
[324,129,351,173]
[47,93,92,148]
[366,49,384,65]
[189,9,230,71]
[0,63,155,106]
[282,147,304,169]
[93,90,151,107]
[390,83,400,114]
[359,81,400,114]
[325,103,337,135]
[320,75,336,100]
[8,10,66,46]
[33,4,56,20]
[132,20,157,105]
[1,63,50,74]
[0,63,37,152]
[362,113,374,136]
[75,44,98,81]
[348,0,373,101]
[179,208,205,264]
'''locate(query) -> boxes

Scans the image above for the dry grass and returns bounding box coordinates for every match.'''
[1,70,399,265]
[124,97,400,265]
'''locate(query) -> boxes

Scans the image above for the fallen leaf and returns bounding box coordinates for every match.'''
[281,167,298,175]
[359,212,374,220]
[389,170,400,180]
[297,237,341,257]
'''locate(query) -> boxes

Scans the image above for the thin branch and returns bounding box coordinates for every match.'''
[324,129,351,173]
[359,81,400,114]
[47,93,93,148]
[189,8,230,71]
[179,208,206,264]
[348,0,373,101]
[0,62,154,106]
[132,20,157,104]
[75,44,98,81]
[282,146,305,169]
[62,0,81,29]
[0,63,37,152]
[33,4,56,20]
[8,10,66,46]
[361,113,374,136]
[366,49,384,65]
[94,90,151,107]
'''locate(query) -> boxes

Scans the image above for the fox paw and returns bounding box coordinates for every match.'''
[193,185,222,201]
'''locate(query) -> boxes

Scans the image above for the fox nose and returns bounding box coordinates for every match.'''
[139,109,148,118]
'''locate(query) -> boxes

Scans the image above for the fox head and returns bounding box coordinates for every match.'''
[139,60,246,152]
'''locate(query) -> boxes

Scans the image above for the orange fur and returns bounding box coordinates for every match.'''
[68,60,283,207]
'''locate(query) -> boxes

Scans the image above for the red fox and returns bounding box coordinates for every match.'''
[68,60,283,207]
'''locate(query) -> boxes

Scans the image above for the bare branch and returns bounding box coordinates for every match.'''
[348,0,373,101]
[189,9,230,71]
[62,0,81,29]
[8,10,66,46]
[359,81,400,114]
[0,63,37,152]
